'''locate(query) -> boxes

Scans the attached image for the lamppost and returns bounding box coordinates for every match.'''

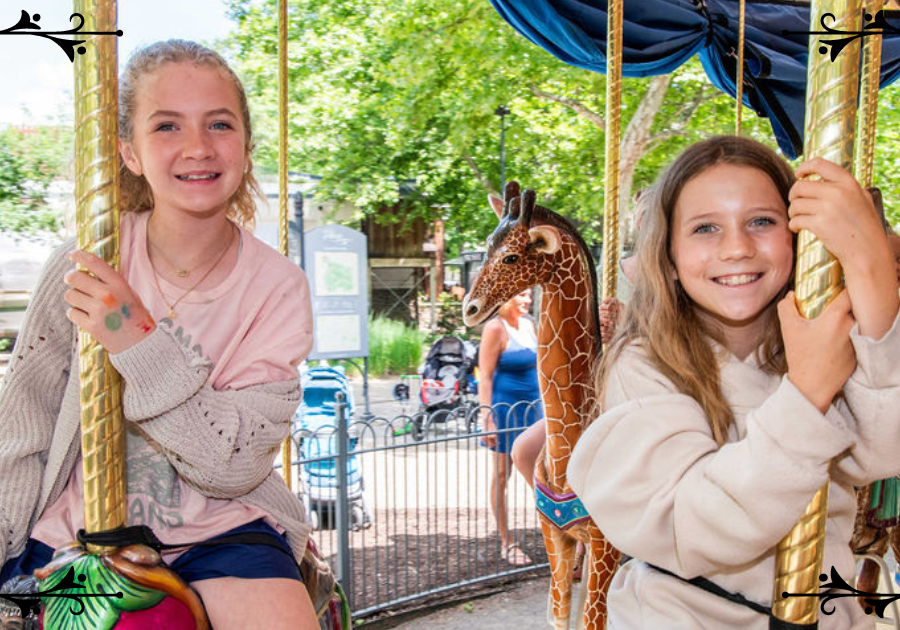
[293,191,304,269]
[495,105,510,193]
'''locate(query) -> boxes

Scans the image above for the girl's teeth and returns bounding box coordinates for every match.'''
[715,274,760,286]
[178,174,217,181]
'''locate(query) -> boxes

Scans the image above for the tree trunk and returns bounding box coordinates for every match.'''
[617,74,672,240]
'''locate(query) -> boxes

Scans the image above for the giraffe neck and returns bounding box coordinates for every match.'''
[537,239,601,492]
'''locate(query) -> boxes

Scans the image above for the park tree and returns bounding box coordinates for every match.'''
[226,0,900,253]
[225,0,779,255]
[0,125,72,236]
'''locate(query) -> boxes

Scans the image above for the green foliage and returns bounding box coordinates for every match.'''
[225,0,775,256]
[225,0,900,252]
[874,86,900,230]
[422,292,476,342]
[0,125,71,235]
[366,315,427,376]
[0,199,61,234]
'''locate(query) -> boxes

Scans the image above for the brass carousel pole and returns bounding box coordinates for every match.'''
[852,0,884,600]
[277,0,293,491]
[735,0,746,136]
[601,0,623,309]
[854,0,883,186]
[73,0,126,551]
[770,0,862,627]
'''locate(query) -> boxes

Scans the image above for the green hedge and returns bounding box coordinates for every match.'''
[366,316,427,376]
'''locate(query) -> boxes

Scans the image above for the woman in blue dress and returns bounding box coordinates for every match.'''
[478,289,543,566]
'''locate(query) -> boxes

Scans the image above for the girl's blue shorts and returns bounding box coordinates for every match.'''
[0,519,302,585]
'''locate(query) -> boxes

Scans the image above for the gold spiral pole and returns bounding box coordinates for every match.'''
[277,0,293,491]
[601,0,623,303]
[770,0,861,625]
[735,0,746,136]
[73,0,125,552]
[852,0,883,602]
[854,0,883,187]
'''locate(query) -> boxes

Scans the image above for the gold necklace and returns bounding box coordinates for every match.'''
[149,239,192,277]
[148,223,236,319]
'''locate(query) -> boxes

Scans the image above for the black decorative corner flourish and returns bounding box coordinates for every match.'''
[781,566,900,618]
[0,10,123,62]
[783,10,900,62]
[0,567,123,618]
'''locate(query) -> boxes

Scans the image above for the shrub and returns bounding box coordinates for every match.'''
[366,315,426,376]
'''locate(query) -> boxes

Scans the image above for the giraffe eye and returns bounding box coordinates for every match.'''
[502,254,519,264]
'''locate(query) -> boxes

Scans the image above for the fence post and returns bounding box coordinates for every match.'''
[429,262,437,334]
[335,392,353,608]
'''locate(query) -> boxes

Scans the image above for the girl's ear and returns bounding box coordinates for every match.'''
[118,139,142,176]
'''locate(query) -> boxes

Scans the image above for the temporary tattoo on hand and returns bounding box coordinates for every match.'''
[121,304,131,319]
[101,293,117,308]
[104,312,122,331]
[137,313,154,334]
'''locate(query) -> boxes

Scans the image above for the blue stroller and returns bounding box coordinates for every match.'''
[293,365,371,531]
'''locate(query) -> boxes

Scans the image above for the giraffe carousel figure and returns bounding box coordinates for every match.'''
[463,182,619,630]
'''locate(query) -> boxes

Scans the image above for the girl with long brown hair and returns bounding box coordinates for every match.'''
[569,136,900,629]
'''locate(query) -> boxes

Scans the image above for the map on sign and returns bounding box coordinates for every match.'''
[314,251,359,296]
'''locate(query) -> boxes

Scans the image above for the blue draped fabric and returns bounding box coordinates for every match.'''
[489,0,900,158]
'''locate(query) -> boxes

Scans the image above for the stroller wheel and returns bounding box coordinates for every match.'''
[412,415,427,442]
[351,505,369,530]
[463,405,479,434]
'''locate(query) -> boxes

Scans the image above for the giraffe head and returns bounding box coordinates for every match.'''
[462,181,564,327]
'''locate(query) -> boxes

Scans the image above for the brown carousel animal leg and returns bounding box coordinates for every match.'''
[582,521,619,629]
[852,484,886,607]
[541,518,578,630]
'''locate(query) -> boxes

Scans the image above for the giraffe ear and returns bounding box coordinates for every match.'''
[528,225,560,255]
[488,194,504,219]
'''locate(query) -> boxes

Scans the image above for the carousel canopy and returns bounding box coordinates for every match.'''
[489,0,900,158]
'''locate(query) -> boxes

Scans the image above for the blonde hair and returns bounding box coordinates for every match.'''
[597,136,795,445]
[118,40,261,226]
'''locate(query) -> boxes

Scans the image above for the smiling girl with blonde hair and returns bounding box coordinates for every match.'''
[0,40,317,629]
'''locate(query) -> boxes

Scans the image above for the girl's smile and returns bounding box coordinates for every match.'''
[119,62,248,219]
[670,163,794,354]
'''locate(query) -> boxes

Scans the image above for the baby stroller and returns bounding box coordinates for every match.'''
[293,365,371,531]
[392,337,479,440]
[419,336,479,412]
[419,336,479,433]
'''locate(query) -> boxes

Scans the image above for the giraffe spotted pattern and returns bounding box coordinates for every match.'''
[463,183,619,630]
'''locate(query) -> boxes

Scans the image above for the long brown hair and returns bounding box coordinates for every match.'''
[118,40,261,226]
[597,136,795,445]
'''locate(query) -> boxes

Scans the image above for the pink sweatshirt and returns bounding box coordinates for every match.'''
[33,211,312,557]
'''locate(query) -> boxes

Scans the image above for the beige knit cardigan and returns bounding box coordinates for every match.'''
[0,243,311,568]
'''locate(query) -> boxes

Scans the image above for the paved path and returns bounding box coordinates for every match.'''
[364,576,549,629]
[344,375,900,630]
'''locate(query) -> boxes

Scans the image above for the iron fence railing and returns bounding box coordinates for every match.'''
[279,394,548,619]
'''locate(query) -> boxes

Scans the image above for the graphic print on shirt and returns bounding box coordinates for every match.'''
[126,424,184,530]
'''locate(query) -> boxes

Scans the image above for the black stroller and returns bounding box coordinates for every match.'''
[393,336,479,440]
[420,336,478,411]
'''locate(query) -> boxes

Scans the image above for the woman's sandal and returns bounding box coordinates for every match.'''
[503,543,533,567]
